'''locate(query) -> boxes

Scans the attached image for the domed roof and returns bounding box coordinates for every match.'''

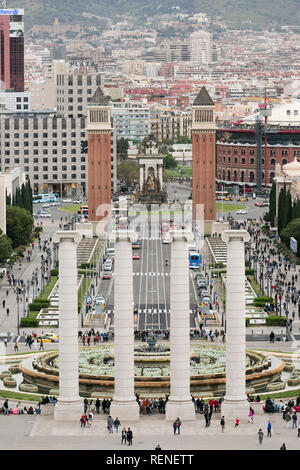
[282,157,300,176]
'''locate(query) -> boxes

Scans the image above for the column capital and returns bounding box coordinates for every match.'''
[109,229,138,243]
[222,230,250,244]
[171,229,194,243]
[54,230,82,245]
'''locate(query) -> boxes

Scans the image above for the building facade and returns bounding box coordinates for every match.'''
[150,110,191,141]
[111,100,150,141]
[56,72,102,118]
[0,114,116,196]
[0,8,24,92]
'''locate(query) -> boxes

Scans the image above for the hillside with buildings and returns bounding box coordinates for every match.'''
[12,0,300,28]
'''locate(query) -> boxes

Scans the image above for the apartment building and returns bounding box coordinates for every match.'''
[150,110,191,141]
[0,115,117,196]
[111,100,150,141]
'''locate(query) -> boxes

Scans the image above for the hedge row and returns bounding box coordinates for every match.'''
[245,268,254,275]
[246,316,286,327]
[20,317,39,327]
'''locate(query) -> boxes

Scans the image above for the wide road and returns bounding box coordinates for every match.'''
[97,221,199,332]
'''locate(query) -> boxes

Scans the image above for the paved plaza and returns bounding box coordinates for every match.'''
[0,407,299,450]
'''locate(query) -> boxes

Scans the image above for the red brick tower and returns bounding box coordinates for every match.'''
[87,87,112,222]
[192,87,216,233]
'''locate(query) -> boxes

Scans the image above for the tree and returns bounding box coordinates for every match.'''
[117,161,139,183]
[117,138,129,160]
[176,135,192,144]
[0,230,12,264]
[163,153,177,170]
[6,206,34,249]
[269,182,276,226]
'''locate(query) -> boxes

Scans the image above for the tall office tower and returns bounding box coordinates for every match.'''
[192,87,216,233]
[87,87,112,222]
[190,30,212,64]
[0,8,24,91]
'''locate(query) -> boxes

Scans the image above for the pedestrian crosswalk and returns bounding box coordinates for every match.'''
[133,272,170,276]
[105,308,195,315]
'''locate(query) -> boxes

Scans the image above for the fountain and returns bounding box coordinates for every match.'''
[17,342,285,398]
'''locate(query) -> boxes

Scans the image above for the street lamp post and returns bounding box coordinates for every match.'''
[27,280,30,317]
[16,294,20,335]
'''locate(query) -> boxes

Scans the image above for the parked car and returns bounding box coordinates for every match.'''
[102,272,112,280]
[132,254,140,260]
[39,213,51,218]
[236,209,248,214]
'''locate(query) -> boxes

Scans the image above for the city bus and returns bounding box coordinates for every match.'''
[189,252,200,269]
[32,193,59,204]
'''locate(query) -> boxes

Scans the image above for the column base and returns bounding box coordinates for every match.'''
[110,399,140,421]
[54,397,83,421]
[221,398,249,423]
[165,398,195,421]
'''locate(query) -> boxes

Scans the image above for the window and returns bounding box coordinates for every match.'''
[52,166,57,171]
[43,175,48,180]
[62,166,67,171]
[52,174,58,179]
[52,158,57,162]
[14,133,19,138]
[33,158,38,163]
[43,158,48,162]
[62,174,67,179]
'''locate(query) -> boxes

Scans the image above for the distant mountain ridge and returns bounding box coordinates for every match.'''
[11,0,300,28]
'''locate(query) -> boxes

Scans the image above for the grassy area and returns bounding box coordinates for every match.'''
[248,275,263,297]
[58,204,79,214]
[78,276,92,313]
[165,166,192,178]
[0,390,41,402]
[40,276,58,300]
[216,203,246,213]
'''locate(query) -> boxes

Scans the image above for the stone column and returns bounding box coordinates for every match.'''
[166,230,195,421]
[221,229,250,421]
[139,164,144,192]
[54,231,82,421]
[110,230,139,421]
[158,165,163,191]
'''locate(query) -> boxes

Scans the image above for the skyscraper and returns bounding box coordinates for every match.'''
[0,8,24,92]
[192,87,216,233]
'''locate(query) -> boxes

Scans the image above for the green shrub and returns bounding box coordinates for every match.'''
[28,303,43,311]
[51,269,58,276]
[33,299,50,307]
[245,268,254,275]
[254,297,273,303]
[20,317,39,327]
[266,316,286,326]
[80,262,96,269]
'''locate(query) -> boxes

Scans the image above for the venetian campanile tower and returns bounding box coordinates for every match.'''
[192,87,216,233]
[87,87,112,222]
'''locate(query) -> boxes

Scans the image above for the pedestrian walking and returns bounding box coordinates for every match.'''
[39,339,44,350]
[280,443,287,451]
[292,411,297,429]
[173,419,178,435]
[220,416,225,432]
[258,429,264,444]
[14,340,18,352]
[249,409,254,423]
[3,337,7,347]
[107,415,114,433]
[126,427,133,446]
[121,427,127,445]
[6,308,9,316]
[176,417,182,434]
[2,300,5,308]
[267,420,272,437]
[235,417,239,428]
[114,417,120,433]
